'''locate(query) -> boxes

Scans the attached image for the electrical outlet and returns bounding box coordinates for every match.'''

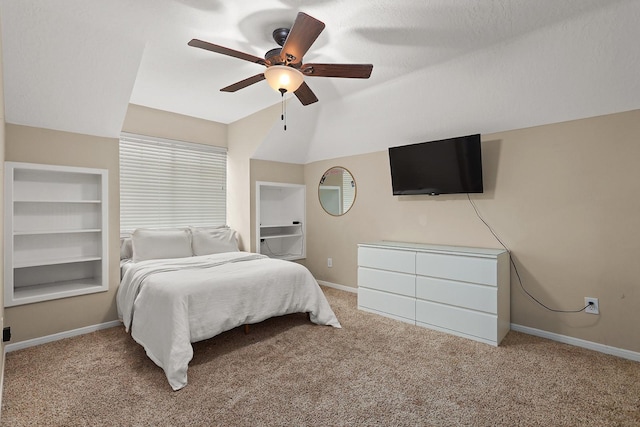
[585,297,599,315]
[327,258,333,268]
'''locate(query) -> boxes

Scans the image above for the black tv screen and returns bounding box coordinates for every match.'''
[389,134,483,195]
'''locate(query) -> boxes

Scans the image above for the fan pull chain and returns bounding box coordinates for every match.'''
[279,88,287,131]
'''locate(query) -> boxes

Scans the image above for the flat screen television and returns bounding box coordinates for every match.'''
[388,134,483,195]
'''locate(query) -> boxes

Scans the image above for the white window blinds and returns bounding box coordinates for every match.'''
[120,133,227,232]
[343,170,355,213]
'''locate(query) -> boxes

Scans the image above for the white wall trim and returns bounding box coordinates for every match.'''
[317,280,357,294]
[4,320,122,353]
[0,349,5,421]
[511,323,640,362]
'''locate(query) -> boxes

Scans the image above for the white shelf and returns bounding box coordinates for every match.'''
[14,229,102,236]
[13,278,103,303]
[259,224,302,240]
[256,182,305,260]
[260,233,303,240]
[14,256,102,269]
[268,254,302,261]
[4,161,109,307]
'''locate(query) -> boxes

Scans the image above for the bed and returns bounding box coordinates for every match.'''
[116,227,341,391]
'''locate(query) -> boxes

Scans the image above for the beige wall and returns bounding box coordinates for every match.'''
[122,104,227,147]
[4,125,120,342]
[303,110,640,353]
[2,97,637,358]
[227,105,279,251]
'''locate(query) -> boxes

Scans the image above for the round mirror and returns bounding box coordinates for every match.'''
[319,167,356,216]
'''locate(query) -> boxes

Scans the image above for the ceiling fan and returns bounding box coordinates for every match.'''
[188,12,373,106]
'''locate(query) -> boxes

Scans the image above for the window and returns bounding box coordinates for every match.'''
[119,133,227,232]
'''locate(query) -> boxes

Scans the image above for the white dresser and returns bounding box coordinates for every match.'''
[357,241,510,346]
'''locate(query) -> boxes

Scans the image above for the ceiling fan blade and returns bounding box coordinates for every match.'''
[280,13,325,66]
[220,74,265,92]
[188,39,267,66]
[294,82,319,106]
[301,63,373,79]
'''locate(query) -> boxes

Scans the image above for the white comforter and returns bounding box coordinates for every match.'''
[117,252,341,390]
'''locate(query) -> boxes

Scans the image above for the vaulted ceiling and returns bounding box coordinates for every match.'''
[1,0,639,164]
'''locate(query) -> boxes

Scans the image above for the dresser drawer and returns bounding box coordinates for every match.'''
[416,252,497,286]
[358,246,415,274]
[416,276,497,313]
[416,300,497,343]
[358,267,415,297]
[358,287,415,321]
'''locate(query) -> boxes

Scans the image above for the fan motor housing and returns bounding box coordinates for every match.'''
[265,48,282,62]
[272,28,289,46]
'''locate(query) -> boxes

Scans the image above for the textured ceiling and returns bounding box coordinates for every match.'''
[1,0,639,164]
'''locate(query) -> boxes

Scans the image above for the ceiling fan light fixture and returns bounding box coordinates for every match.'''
[264,65,304,93]
[189,12,370,108]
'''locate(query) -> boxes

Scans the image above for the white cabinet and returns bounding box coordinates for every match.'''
[4,162,109,307]
[256,181,305,260]
[358,241,510,346]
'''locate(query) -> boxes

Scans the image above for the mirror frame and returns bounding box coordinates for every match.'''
[318,166,357,216]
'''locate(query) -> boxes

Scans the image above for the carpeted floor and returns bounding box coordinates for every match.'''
[2,287,639,426]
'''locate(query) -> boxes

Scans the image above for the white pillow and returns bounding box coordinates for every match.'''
[131,228,193,262]
[120,237,133,260]
[190,226,239,256]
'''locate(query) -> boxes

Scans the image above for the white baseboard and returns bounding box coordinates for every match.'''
[318,284,639,361]
[317,280,357,293]
[0,349,5,421]
[316,282,639,362]
[4,308,635,369]
[4,320,122,353]
[511,323,640,362]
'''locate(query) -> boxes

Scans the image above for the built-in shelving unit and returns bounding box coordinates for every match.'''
[256,181,305,261]
[4,162,109,307]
